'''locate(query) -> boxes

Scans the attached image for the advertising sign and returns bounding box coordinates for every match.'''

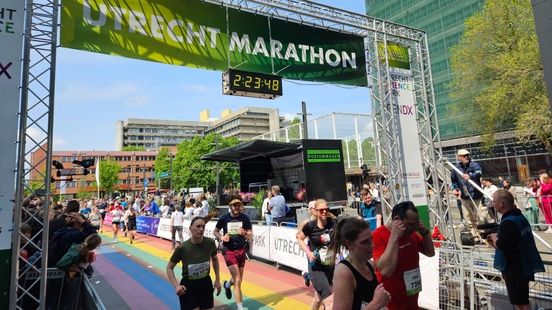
[0,0,24,251]
[60,0,367,86]
[271,226,308,272]
[136,216,160,235]
[250,225,271,260]
[381,43,429,217]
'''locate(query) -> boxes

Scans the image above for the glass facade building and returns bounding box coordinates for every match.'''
[366,0,485,140]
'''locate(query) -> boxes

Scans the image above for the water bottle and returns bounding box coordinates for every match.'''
[309,250,319,266]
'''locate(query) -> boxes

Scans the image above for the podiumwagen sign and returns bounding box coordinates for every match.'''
[60,0,367,86]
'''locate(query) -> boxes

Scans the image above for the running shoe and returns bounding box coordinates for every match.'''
[223,280,232,299]
[302,271,310,287]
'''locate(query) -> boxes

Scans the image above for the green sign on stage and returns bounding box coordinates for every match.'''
[307,150,341,163]
[61,0,367,86]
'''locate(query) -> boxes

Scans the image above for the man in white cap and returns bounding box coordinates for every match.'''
[451,149,485,242]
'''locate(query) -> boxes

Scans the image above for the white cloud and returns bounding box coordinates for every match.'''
[53,137,67,148]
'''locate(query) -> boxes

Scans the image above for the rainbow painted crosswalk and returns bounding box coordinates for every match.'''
[92,229,314,309]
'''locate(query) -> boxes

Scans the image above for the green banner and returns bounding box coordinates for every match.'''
[378,42,410,70]
[60,0,367,86]
[307,150,341,163]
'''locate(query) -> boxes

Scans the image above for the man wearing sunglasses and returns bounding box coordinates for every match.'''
[372,201,435,310]
[214,196,252,310]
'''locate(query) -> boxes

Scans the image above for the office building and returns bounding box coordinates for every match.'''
[116,107,284,150]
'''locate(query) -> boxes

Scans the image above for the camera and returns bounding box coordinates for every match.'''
[477,223,499,240]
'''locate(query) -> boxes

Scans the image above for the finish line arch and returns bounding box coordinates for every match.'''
[6,1,448,309]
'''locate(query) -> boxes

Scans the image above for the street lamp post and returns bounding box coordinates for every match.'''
[169,153,173,194]
[211,135,220,205]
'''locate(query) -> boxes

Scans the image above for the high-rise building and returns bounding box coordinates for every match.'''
[365,0,551,181]
[366,0,485,140]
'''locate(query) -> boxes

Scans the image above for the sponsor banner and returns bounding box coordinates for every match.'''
[60,0,367,86]
[381,44,428,214]
[271,226,308,271]
[251,225,271,260]
[136,215,160,235]
[0,0,24,252]
[156,218,172,239]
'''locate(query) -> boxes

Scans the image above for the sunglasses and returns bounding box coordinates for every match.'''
[317,208,329,214]
[231,203,242,208]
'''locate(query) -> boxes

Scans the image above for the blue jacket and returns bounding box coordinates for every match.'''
[150,201,160,215]
[450,160,483,199]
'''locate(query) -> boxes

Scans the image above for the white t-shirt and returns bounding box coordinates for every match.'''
[262,197,270,214]
[171,211,184,226]
[184,207,194,220]
[161,205,170,218]
[193,207,203,218]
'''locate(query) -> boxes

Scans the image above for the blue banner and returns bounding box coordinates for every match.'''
[137,216,160,235]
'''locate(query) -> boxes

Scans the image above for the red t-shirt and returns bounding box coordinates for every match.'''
[372,225,423,310]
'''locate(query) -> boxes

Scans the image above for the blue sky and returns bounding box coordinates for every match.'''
[51,0,369,151]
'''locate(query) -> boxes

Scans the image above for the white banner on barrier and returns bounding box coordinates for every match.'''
[251,225,271,260]
[418,249,439,310]
[272,226,309,272]
[157,218,172,240]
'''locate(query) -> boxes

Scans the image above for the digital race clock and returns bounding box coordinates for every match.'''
[223,69,283,99]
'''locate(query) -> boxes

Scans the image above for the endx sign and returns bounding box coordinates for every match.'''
[0,62,13,79]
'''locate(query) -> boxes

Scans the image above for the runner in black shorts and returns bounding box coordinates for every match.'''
[297,199,337,310]
[97,198,107,233]
[124,207,138,244]
[213,195,252,310]
[166,215,221,310]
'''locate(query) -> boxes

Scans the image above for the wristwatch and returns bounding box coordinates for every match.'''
[420,230,430,236]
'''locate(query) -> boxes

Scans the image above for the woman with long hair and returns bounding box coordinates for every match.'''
[89,205,101,231]
[297,199,337,310]
[166,213,221,310]
[329,218,391,310]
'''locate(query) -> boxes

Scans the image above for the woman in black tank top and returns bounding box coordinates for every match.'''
[328,218,391,310]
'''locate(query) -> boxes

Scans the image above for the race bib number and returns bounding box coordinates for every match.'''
[403,267,422,296]
[188,261,210,280]
[227,222,242,235]
[318,248,333,265]
[320,233,331,245]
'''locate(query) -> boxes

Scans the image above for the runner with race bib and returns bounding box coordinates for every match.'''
[166,214,221,310]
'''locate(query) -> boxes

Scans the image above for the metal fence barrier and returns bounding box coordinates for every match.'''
[437,241,552,310]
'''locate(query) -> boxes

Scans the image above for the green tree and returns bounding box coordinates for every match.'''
[98,158,121,195]
[172,134,240,193]
[449,0,551,154]
[154,146,172,189]
[287,116,303,141]
[122,146,146,151]
[361,137,376,167]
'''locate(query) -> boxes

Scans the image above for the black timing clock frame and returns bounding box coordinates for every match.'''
[222,69,283,99]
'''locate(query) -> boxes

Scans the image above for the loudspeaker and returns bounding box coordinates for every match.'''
[298,170,307,184]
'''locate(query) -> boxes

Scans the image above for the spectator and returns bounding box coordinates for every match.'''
[488,189,544,310]
[161,199,171,218]
[450,149,485,242]
[503,178,519,209]
[358,189,382,231]
[261,192,273,225]
[523,179,541,231]
[170,205,185,250]
[372,201,435,310]
[49,200,80,240]
[149,198,160,216]
[538,173,552,233]
[498,176,505,189]
[269,185,287,225]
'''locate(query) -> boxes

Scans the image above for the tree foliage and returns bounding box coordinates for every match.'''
[449,0,551,154]
[342,137,376,168]
[172,133,241,193]
[98,158,121,194]
[122,146,146,151]
[154,146,172,189]
[287,116,303,140]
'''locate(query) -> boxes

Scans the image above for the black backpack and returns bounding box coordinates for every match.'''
[47,230,69,268]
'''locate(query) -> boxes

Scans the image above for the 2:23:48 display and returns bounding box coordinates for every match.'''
[233,74,279,91]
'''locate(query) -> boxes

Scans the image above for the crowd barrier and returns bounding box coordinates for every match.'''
[116,214,440,309]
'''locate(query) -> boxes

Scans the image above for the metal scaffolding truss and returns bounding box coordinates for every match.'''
[9,0,58,308]
[9,0,450,308]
